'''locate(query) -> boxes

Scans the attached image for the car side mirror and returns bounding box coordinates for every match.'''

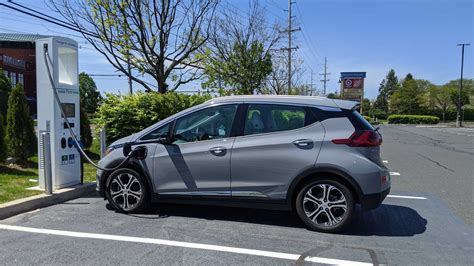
[157,136,171,145]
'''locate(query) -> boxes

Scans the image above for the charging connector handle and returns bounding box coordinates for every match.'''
[43,44,134,172]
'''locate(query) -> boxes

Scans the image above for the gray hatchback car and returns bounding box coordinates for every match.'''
[96,95,390,232]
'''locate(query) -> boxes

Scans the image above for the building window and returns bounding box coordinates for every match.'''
[3,70,8,77]
[18,73,24,85]
[10,72,16,87]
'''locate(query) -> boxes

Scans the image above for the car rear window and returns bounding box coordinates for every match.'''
[351,111,374,130]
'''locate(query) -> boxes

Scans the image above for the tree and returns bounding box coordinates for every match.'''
[445,78,474,95]
[5,84,37,161]
[264,53,314,95]
[0,114,5,162]
[361,98,371,116]
[390,73,424,114]
[327,92,342,99]
[201,0,281,94]
[428,85,456,122]
[80,104,93,148]
[385,69,400,96]
[0,70,11,122]
[374,79,388,111]
[203,41,272,95]
[52,0,219,93]
[374,69,399,112]
[451,89,470,109]
[79,72,102,113]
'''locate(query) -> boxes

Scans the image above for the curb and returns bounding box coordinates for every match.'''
[0,183,96,220]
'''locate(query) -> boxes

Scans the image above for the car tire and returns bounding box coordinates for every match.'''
[296,179,355,233]
[105,168,149,213]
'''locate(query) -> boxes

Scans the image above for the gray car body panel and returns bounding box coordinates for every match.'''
[97,95,389,210]
[230,122,325,199]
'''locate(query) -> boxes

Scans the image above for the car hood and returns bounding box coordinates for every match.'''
[110,134,136,147]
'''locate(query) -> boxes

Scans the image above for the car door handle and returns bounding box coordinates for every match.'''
[292,139,313,148]
[209,146,227,156]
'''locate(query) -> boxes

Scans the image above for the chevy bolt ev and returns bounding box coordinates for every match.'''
[97,96,390,233]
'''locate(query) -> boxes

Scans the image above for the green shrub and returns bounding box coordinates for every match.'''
[0,70,11,121]
[0,114,5,161]
[80,105,92,148]
[96,92,211,143]
[372,109,388,120]
[363,115,381,126]
[387,115,439,124]
[6,84,37,161]
[420,108,474,122]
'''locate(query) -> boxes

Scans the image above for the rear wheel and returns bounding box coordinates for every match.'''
[296,179,354,233]
[105,168,149,213]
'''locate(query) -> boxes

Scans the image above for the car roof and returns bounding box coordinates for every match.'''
[206,95,359,110]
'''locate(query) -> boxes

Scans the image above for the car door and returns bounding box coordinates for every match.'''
[230,103,325,200]
[152,104,238,196]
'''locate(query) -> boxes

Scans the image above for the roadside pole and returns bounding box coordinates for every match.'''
[456,43,470,127]
[41,132,52,195]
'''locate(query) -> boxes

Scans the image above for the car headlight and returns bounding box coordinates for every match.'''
[105,146,115,156]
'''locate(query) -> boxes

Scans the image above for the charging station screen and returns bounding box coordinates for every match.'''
[61,103,76,118]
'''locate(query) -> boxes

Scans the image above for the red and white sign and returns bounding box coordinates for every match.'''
[342,78,364,89]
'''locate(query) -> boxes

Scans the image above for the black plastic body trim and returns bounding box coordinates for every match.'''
[360,187,390,210]
[153,194,290,211]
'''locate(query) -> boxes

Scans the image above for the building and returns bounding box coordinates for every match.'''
[0,33,50,115]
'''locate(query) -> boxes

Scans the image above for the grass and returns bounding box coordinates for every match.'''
[0,136,101,204]
[0,156,41,204]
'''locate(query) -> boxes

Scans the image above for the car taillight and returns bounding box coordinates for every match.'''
[332,130,382,147]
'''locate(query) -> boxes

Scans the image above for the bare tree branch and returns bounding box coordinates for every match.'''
[50,0,219,93]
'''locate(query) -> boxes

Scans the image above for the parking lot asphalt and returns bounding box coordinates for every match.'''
[379,125,474,225]
[0,125,473,265]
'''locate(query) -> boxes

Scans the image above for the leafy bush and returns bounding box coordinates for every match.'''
[80,105,93,148]
[420,108,474,122]
[387,115,439,124]
[372,108,388,120]
[363,115,380,126]
[0,114,5,161]
[96,92,211,143]
[6,84,37,161]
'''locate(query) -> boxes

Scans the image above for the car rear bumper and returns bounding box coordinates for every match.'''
[360,186,390,210]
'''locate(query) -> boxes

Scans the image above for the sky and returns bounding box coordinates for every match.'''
[0,0,472,99]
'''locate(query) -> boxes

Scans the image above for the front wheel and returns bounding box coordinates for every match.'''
[105,168,149,213]
[296,179,355,233]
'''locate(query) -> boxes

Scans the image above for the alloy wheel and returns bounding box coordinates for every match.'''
[109,173,143,211]
[303,184,348,227]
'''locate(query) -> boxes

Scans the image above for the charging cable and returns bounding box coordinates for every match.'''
[43,44,136,172]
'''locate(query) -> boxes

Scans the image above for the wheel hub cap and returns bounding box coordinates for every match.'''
[303,184,348,227]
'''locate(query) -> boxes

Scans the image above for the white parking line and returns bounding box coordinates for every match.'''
[0,224,372,266]
[387,195,427,200]
[390,172,400,176]
[382,160,388,163]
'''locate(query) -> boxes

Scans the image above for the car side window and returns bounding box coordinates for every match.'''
[172,105,237,143]
[140,123,170,141]
[244,104,315,136]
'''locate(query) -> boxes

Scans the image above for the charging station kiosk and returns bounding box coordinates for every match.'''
[36,36,81,189]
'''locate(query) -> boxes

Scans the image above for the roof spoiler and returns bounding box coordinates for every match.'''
[331,99,361,111]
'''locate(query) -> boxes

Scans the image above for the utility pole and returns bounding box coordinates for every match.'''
[319,56,330,95]
[281,0,300,94]
[456,43,470,127]
[310,70,314,95]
